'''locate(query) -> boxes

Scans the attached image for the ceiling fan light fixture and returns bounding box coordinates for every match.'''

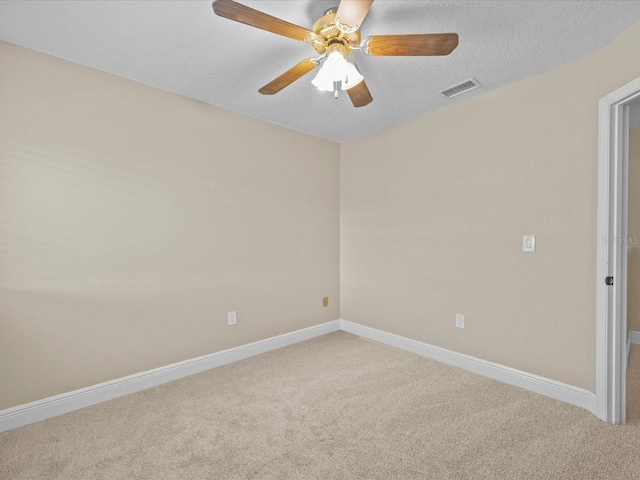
[312,51,364,92]
[344,61,364,90]
[212,0,459,108]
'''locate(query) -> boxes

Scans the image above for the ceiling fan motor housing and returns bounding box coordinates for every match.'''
[310,9,361,57]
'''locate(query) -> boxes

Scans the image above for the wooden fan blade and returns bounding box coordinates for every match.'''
[259,58,319,95]
[212,0,313,42]
[364,33,459,56]
[336,0,374,32]
[347,79,373,108]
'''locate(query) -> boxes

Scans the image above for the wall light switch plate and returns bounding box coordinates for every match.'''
[523,235,536,252]
[227,311,237,326]
[323,297,329,307]
[456,313,465,329]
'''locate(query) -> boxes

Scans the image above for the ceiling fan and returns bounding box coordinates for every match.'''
[212,0,459,107]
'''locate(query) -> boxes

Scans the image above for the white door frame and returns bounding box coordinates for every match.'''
[596,76,640,424]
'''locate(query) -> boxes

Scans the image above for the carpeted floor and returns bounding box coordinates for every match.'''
[1,331,640,479]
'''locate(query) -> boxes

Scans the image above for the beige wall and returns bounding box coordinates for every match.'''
[341,21,640,392]
[629,127,640,334]
[0,42,340,410]
[4,17,640,410]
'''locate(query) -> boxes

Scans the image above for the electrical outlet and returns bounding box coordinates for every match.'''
[227,311,237,326]
[323,297,329,307]
[455,313,465,329]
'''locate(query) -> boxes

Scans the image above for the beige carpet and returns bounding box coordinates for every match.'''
[1,331,640,479]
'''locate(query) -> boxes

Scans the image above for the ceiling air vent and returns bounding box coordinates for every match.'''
[440,78,481,99]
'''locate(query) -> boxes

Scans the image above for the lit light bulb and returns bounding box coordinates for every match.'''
[312,52,363,92]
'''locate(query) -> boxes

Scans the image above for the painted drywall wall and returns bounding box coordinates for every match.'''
[0,41,340,410]
[629,127,640,335]
[340,20,640,392]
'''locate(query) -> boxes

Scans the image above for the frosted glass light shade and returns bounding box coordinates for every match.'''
[311,52,363,92]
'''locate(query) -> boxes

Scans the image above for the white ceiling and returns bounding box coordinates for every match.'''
[1,1,640,142]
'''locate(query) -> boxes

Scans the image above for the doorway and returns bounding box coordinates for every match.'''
[596,76,640,424]
[626,100,640,423]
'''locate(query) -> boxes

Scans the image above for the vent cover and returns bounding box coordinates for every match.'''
[440,78,481,99]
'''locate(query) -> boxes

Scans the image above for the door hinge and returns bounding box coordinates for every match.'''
[605,276,614,286]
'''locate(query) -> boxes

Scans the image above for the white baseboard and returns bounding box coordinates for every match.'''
[339,320,597,414]
[1,318,602,433]
[0,320,341,433]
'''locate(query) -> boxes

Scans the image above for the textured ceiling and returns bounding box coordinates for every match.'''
[2,1,640,142]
